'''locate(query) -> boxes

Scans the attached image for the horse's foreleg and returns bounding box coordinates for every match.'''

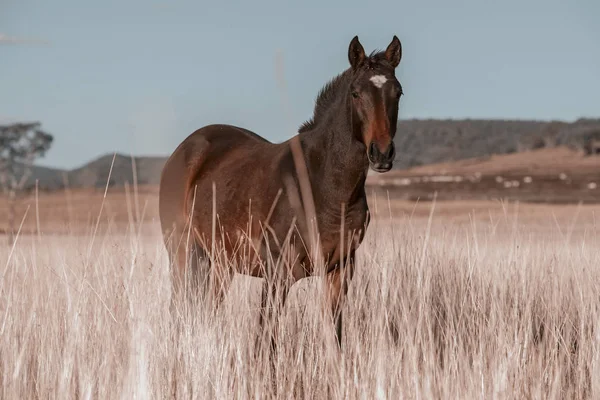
[325,255,355,349]
[169,236,188,317]
[206,262,234,313]
[257,273,292,355]
[169,236,211,316]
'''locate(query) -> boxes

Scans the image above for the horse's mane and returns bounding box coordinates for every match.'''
[298,50,387,133]
[298,69,352,133]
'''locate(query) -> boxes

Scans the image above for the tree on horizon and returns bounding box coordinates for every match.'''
[0,121,54,245]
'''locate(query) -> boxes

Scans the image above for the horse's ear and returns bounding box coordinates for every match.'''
[385,35,402,68]
[348,36,365,70]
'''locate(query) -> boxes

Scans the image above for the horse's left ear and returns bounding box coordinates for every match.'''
[385,35,402,68]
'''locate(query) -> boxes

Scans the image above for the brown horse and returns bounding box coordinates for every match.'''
[159,35,403,349]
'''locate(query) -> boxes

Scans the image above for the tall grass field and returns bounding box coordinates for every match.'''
[1,196,599,399]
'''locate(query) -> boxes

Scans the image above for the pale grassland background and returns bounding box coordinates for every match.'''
[1,192,600,399]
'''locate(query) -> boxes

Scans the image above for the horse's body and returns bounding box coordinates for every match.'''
[159,35,404,348]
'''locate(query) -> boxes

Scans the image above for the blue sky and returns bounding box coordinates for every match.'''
[1,0,599,169]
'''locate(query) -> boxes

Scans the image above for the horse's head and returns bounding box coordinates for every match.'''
[347,35,403,173]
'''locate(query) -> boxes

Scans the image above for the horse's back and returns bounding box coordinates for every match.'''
[159,124,277,245]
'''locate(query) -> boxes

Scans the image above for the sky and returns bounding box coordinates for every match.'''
[1,0,599,169]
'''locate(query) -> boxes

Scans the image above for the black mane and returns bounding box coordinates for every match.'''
[298,50,388,133]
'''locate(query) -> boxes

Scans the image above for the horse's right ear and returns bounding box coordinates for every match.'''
[348,36,365,70]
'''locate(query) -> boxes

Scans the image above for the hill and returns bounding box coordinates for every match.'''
[392,117,600,169]
[391,146,600,177]
[22,153,167,191]
[367,146,600,204]
[16,117,600,191]
[66,154,167,188]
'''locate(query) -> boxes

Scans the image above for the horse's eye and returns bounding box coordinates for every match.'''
[351,91,359,99]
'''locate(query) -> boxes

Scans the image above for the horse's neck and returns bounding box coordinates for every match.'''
[299,123,369,209]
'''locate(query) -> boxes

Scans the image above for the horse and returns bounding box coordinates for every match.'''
[158,35,403,351]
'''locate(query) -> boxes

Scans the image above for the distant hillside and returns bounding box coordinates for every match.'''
[366,146,600,204]
[393,117,600,169]
[374,146,600,178]
[19,117,600,191]
[66,154,167,188]
[22,154,168,191]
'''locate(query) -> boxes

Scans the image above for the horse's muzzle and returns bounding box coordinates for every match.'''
[368,141,395,173]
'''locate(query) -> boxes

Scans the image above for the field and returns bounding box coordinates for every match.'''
[1,185,600,398]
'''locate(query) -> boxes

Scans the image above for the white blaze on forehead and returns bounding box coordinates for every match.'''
[370,75,387,88]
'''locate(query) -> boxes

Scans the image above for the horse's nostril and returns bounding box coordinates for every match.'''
[388,143,396,160]
[369,142,376,158]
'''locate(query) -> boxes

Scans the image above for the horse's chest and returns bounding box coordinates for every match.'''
[319,198,369,262]
[342,204,369,235]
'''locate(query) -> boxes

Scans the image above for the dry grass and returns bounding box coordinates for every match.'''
[1,195,600,399]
